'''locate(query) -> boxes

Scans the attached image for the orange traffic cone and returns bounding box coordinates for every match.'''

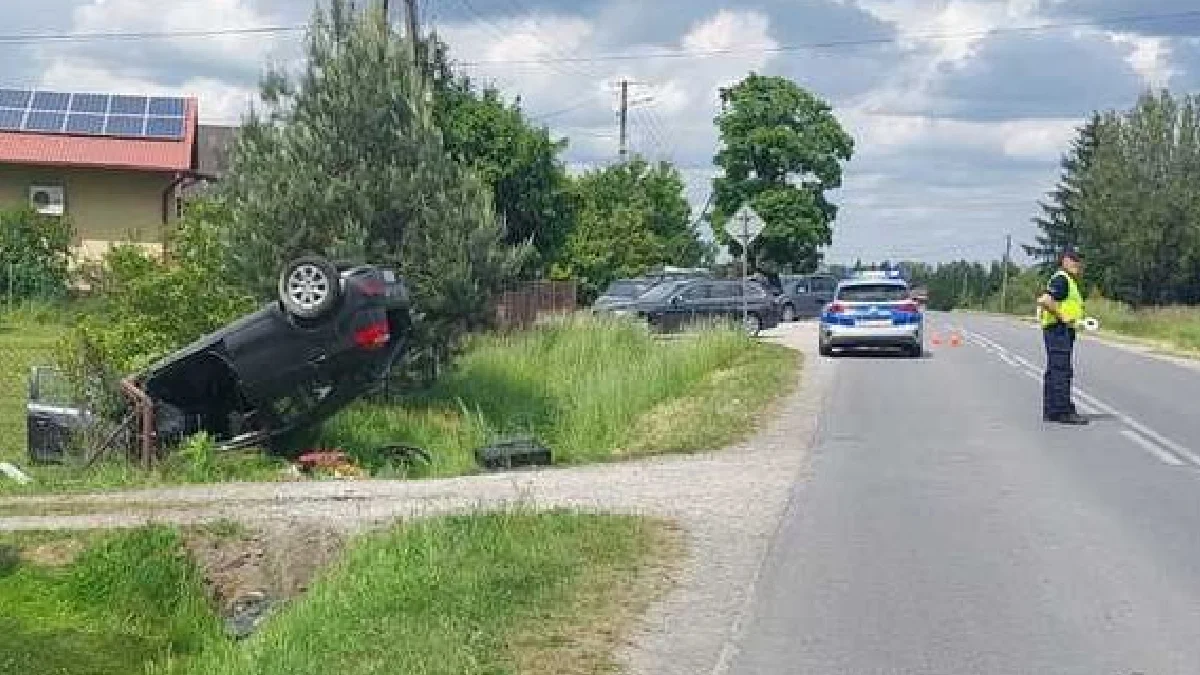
[930,331,943,346]
[949,332,962,347]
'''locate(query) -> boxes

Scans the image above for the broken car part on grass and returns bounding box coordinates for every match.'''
[27,255,414,467]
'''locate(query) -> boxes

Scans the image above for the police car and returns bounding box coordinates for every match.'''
[818,270,925,357]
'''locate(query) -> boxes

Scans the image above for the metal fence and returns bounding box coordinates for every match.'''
[494,279,578,330]
[2,262,69,312]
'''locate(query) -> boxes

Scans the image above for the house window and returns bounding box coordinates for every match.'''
[29,185,66,216]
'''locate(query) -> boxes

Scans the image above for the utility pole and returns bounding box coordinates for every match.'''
[618,78,629,161]
[403,0,420,66]
[1001,233,1012,313]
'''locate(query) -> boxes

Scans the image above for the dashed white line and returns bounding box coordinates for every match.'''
[961,328,1199,469]
[1121,429,1185,466]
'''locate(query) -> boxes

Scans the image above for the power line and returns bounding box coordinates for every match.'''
[0,25,307,44]
[0,8,1192,53]
[459,9,1200,66]
[528,94,599,121]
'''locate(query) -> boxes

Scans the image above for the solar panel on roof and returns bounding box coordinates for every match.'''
[26,111,66,132]
[148,97,184,116]
[0,88,188,140]
[145,116,184,138]
[109,95,147,115]
[0,89,30,108]
[31,91,70,111]
[70,93,109,114]
[65,113,105,135]
[0,108,23,130]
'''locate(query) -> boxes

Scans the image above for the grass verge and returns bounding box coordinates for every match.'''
[1,511,679,675]
[2,313,799,493]
[1082,296,1200,355]
[963,294,1200,358]
[321,314,800,476]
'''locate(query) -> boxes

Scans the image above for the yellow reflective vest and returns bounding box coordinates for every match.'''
[1040,269,1084,329]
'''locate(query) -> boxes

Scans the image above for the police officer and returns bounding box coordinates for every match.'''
[1037,248,1088,425]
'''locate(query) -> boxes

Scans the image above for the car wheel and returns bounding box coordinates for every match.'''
[908,343,924,358]
[279,255,342,320]
[819,340,833,357]
[781,303,796,322]
[742,312,762,335]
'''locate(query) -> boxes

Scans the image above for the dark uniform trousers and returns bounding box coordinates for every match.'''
[1043,323,1077,418]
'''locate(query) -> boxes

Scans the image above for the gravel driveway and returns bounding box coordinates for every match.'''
[0,322,831,675]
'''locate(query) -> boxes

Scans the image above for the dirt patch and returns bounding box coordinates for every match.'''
[183,520,348,629]
[24,538,86,567]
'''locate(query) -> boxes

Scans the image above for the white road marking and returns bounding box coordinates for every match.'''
[1121,429,1185,466]
[962,327,1199,468]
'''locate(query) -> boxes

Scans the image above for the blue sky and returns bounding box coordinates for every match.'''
[4,0,1200,264]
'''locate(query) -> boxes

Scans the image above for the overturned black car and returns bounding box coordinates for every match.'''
[28,255,413,465]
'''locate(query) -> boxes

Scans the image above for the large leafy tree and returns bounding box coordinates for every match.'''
[710,73,854,272]
[427,39,574,271]
[216,0,525,366]
[1024,113,1102,269]
[1073,90,1200,306]
[561,157,707,300]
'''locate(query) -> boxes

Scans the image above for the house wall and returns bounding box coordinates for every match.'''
[0,164,176,259]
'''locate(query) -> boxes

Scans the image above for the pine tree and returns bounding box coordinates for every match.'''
[1023,113,1102,268]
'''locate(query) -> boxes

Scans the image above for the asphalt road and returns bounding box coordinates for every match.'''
[726,314,1200,675]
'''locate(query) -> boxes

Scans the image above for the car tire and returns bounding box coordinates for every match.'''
[908,343,924,358]
[819,341,833,357]
[279,255,342,320]
[781,303,796,322]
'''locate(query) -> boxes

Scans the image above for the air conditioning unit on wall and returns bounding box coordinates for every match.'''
[29,185,65,216]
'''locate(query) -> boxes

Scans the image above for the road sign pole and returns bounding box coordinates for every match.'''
[741,213,748,328]
[729,204,765,332]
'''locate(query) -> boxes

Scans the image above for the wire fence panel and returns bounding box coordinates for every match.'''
[494,280,578,330]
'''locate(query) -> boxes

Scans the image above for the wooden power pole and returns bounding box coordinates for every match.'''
[1001,233,1012,313]
[618,79,629,161]
[403,0,420,65]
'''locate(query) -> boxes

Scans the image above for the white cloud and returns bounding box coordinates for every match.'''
[1110,33,1179,87]
[840,110,1077,161]
[68,0,289,74]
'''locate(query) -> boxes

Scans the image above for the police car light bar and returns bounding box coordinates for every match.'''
[853,270,904,280]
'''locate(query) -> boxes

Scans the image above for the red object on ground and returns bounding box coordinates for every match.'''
[298,451,349,469]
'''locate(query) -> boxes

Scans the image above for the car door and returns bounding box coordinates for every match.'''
[664,282,710,330]
[789,277,820,318]
[809,276,836,316]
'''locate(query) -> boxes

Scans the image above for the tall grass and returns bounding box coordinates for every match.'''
[320,314,797,473]
[165,511,669,675]
[0,527,222,675]
[1085,295,1200,352]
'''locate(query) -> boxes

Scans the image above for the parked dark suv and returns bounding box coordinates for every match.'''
[28,255,413,463]
[776,273,838,321]
[622,278,780,335]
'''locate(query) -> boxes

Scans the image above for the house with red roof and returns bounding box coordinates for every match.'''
[0,87,229,261]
